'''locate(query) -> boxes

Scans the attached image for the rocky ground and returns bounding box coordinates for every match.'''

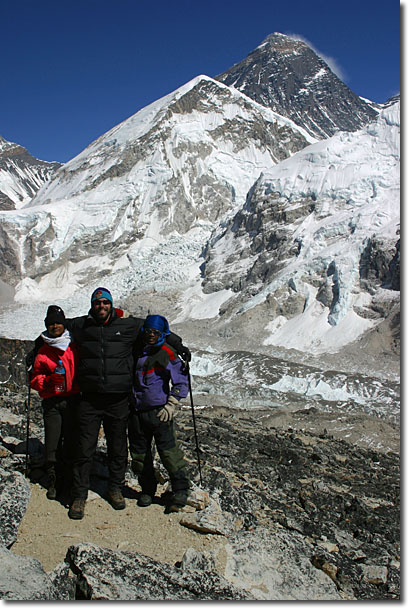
[0,337,401,600]
[10,474,229,573]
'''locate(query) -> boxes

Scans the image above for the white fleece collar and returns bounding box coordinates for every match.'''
[41,328,72,352]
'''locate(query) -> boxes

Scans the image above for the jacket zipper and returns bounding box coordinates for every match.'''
[101,326,106,390]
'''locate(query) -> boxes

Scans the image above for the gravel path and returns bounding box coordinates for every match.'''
[12,482,227,574]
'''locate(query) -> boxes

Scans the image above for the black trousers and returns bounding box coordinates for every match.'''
[42,394,80,469]
[128,408,189,496]
[71,392,129,500]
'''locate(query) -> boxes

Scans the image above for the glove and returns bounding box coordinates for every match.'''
[45,373,65,388]
[157,395,179,422]
[178,344,191,363]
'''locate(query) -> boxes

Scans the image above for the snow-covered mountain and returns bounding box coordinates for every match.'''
[0,136,60,210]
[0,75,313,299]
[0,34,400,372]
[216,33,379,139]
[200,101,400,355]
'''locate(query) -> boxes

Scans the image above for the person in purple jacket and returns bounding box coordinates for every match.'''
[128,314,190,511]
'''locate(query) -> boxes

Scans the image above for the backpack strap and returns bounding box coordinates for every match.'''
[141,343,177,380]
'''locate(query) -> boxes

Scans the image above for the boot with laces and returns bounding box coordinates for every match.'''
[108,488,126,510]
[68,498,86,520]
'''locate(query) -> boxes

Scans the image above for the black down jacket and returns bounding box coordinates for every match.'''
[67,310,184,394]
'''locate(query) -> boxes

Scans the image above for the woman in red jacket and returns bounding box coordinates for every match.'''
[31,305,80,501]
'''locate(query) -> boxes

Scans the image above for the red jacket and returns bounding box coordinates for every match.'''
[31,343,80,399]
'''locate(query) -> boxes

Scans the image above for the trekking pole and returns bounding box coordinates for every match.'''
[24,366,32,477]
[185,359,204,487]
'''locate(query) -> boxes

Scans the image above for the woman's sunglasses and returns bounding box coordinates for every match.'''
[143,328,161,337]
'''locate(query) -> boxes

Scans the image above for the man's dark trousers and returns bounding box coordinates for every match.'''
[71,393,129,499]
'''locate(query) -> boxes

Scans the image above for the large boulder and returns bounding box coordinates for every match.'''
[223,526,343,600]
[0,545,60,600]
[66,542,254,600]
[0,467,31,547]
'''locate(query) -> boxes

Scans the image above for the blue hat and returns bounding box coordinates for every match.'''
[91,287,113,305]
[142,314,170,346]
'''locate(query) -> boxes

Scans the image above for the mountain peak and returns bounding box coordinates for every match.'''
[216,33,378,139]
[257,32,307,52]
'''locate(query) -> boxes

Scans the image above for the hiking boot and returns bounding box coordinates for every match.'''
[46,483,57,500]
[138,493,153,507]
[46,467,57,500]
[68,498,86,520]
[108,488,126,510]
[168,491,188,512]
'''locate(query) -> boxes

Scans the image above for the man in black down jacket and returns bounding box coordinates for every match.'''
[66,287,190,520]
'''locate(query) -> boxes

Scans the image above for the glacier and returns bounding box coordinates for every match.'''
[199,101,400,354]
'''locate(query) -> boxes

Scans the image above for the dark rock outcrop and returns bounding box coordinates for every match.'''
[0,337,34,390]
[359,237,400,291]
[182,410,400,600]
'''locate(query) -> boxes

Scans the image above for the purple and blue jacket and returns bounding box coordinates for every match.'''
[131,343,188,411]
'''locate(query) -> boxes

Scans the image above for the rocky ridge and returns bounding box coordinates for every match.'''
[0,338,400,600]
[0,136,60,211]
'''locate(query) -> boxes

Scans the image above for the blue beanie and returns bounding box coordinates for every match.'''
[91,287,113,305]
[142,315,170,346]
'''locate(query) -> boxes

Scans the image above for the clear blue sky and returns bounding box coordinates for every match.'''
[0,0,400,163]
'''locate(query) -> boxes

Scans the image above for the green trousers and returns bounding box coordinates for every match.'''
[128,407,189,496]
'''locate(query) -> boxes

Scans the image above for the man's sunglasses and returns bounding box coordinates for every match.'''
[93,299,111,306]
